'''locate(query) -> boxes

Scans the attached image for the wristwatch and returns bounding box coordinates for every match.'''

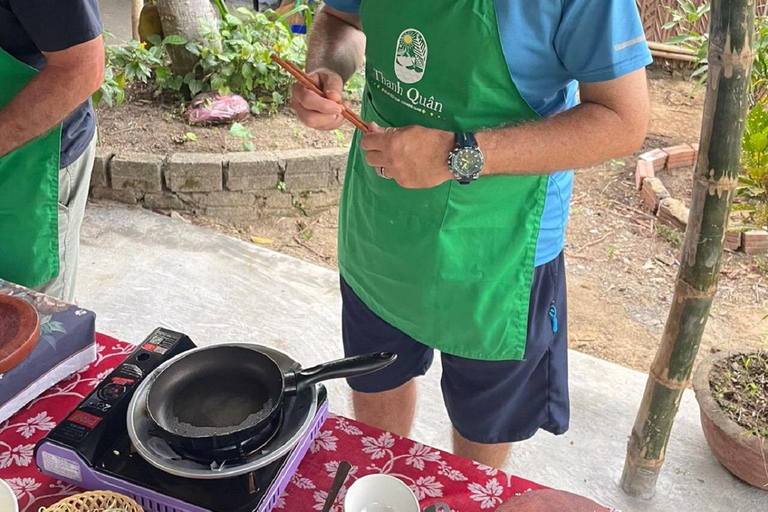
[448,132,484,185]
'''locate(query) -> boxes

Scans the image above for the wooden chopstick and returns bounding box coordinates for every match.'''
[270,54,370,133]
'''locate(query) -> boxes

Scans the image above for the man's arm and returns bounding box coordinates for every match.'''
[0,35,104,158]
[360,69,650,188]
[291,6,365,131]
[305,6,364,81]
[479,70,649,175]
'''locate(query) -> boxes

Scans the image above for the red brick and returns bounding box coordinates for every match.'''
[743,230,768,255]
[724,230,742,252]
[641,177,670,214]
[664,145,697,169]
[640,148,669,172]
[635,160,655,190]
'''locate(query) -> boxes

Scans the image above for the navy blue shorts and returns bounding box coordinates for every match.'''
[341,252,569,444]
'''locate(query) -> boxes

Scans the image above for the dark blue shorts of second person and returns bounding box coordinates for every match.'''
[341,252,569,445]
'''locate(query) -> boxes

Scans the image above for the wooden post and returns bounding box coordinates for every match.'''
[132,0,143,40]
[620,0,756,499]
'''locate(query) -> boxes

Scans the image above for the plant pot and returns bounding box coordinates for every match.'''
[0,295,41,374]
[693,350,768,490]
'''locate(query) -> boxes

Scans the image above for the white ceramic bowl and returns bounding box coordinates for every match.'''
[0,479,19,512]
[344,474,420,512]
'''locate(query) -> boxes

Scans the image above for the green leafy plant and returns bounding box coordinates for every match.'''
[189,8,307,114]
[94,36,186,106]
[662,0,711,86]
[171,131,198,144]
[211,0,229,18]
[95,65,126,107]
[739,103,768,229]
[230,121,255,151]
[93,6,361,125]
[345,68,366,102]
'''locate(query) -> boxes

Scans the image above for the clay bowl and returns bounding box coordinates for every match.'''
[693,350,768,490]
[0,295,41,374]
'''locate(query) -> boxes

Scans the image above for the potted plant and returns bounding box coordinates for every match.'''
[693,349,768,489]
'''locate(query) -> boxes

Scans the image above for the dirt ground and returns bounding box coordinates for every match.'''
[94,74,768,373]
[711,351,768,436]
[96,85,357,154]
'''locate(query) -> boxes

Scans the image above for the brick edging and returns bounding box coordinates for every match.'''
[635,144,768,255]
[90,146,349,222]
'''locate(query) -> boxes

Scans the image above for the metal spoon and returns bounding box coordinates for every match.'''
[321,460,352,512]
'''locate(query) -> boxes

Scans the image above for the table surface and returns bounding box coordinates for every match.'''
[0,334,546,512]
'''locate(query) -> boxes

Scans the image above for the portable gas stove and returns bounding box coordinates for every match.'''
[34,328,329,512]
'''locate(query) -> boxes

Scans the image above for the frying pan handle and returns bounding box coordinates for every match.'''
[285,352,397,393]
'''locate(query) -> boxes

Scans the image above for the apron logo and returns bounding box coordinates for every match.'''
[395,29,428,84]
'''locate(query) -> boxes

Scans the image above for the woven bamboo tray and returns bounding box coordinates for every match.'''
[41,491,144,512]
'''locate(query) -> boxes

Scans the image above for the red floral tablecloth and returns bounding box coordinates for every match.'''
[0,334,546,512]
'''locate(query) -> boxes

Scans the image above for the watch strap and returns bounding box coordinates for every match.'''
[455,132,477,148]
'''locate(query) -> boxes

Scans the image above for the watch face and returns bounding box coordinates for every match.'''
[452,148,484,177]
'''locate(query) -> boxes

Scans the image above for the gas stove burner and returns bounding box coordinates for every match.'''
[35,328,330,512]
[128,343,319,479]
[167,411,284,465]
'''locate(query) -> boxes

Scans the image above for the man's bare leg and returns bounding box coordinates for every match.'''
[352,379,417,438]
[453,428,511,468]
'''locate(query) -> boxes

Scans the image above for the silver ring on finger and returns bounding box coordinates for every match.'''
[378,167,391,179]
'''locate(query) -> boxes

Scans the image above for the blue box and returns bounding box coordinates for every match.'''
[0,279,96,424]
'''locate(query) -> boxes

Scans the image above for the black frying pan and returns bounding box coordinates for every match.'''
[146,346,396,458]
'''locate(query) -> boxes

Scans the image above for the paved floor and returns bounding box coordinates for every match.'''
[75,205,767,512]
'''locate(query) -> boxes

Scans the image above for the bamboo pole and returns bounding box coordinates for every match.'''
[131,0,143,40]
[648,41,697,56]
[650,49,699,63]
[620,0,756,499]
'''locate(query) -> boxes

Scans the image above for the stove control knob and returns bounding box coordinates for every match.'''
[98,383,127,401]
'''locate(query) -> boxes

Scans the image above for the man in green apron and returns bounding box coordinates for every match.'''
[292,0,651,467]
[0,0,105,303]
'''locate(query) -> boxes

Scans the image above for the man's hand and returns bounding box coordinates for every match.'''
[290,69,348,131]
[494,489,612,512]
[361,123,454,189]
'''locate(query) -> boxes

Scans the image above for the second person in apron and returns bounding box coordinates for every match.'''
[0,0,104,303]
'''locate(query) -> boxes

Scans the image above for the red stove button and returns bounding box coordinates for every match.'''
[68,411,102,429]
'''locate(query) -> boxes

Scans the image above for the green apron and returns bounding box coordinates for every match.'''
[0,47,61,287]
[338,0,549,361]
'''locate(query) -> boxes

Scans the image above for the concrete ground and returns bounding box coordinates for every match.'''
[74,205,767,512]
